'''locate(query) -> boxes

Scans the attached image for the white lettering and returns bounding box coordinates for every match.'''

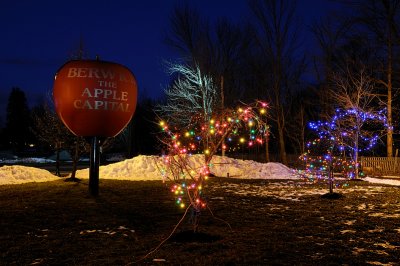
[73,99,93,109]
[67,68,78,77]
[94,89,103,98]
[77,68,87,77]
[67,68,115,79]
[112,90,121,100]
[73,99,82,109]
[82,100,93,109]
[104,90,112,98]
[98,81,117,88]
[88,68,100,78]
[81,88,92,97]
[94,101,104,109]
[73,99,129,112]
[121,91,128,101]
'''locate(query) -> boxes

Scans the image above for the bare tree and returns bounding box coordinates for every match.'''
[330,65,377,111]
[285,88,314,155]
[165,4,255,106]
[212,19,254,105]
[159,62,217,129]
[165,4,212,69]
[164,4,261,159]
[32,104,89,179]
[303,66,386,195]
[157,62,268,231]
[343,0,400,157]
[311,16,354,119]
[249,0,305,164]
[317,64,387,179]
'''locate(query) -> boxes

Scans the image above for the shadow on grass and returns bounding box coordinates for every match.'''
[321,192,344,199]
[0,178,399,265]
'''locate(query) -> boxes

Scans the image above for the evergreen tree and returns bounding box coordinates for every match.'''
[5,88,32,153]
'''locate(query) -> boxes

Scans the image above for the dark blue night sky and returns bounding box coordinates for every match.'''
[0,0,339,123]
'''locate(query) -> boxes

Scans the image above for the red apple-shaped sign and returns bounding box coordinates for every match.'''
[53,60,138,137]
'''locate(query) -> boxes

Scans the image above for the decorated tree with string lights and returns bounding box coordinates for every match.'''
[303,108,387,181]
[300,66,388,191]
[156,62,268,231]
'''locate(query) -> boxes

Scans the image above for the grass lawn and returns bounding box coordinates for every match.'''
[0,178,399,265]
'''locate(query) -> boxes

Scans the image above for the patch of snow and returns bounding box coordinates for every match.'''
[364,177,400,186]
[75,155,163,181]
[358,203,367,210]
[369,213,400,218]
[343,220,356,226]
[0,157,55,164]
[214,182,327,201]
[366,261,395,266]
[340,230,356,234]
[0,165,59,185]
[207,155,298,179]
[352,247,368,255]
[368,228,385,233]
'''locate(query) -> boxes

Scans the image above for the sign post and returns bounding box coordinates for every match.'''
[89,136,101,196]
[53,59,138,196]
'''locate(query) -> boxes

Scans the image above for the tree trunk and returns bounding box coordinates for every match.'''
[387,29,393,157]
[354,132,359,180]
[220,75,225,157]
[277,107,287,165]
[70,142,79,179]
[329,167,334,194]
[300,106,305,154]
[265,127,270,163]
[55,143,61,177]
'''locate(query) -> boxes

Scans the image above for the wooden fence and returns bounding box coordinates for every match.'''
[360,156,400,176]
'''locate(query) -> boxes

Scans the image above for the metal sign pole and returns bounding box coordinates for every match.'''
[89,136,100,196]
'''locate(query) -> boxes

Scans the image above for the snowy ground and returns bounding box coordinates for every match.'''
[1,155,400,188]
[1,155,400,265]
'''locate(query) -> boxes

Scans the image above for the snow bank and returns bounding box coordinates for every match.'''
[74,154,297,180]
[75,155,163,180]
[2,155,400,187]
[363,177,400,186]
[0,165,59,185]
[207,155,297,179]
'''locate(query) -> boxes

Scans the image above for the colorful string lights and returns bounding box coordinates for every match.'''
[157,101,269,210]
[300,107,387,183]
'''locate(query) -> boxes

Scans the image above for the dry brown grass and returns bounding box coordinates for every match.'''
[0,178,399,265]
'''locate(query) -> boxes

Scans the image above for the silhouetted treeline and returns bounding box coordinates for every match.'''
[160,0,400,161]
[2,1,400,163]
